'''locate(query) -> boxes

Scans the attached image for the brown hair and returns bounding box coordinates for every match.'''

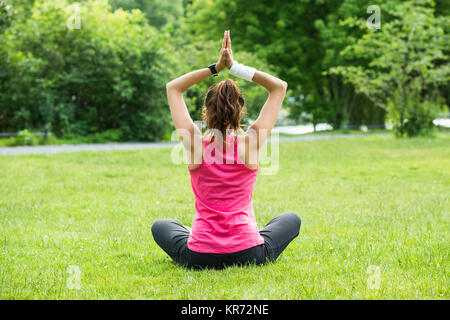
[202,79,246,141]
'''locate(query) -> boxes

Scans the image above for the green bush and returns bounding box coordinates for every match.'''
[91,129,123,143]
[0,0,172,141]
[388,88,443,137]
[10,129,38,146]
[329,1,448,137]
[59,129,123,144]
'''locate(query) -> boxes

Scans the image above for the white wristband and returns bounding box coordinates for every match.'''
[229,61,256,81]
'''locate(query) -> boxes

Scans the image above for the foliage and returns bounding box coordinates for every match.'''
[0,0,449,140]
[108,0,184,28]
[185,0,392,128]
[9,129,38,146]
[0,0,172,141]
[330,0,449,137]
[0,0,12,32]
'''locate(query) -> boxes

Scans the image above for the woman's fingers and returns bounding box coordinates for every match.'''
[222,48,229,60]
[222,31,227,49]
[219,31,233,69]
[228,48,233,61]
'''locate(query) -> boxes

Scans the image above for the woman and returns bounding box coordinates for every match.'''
[151,31,301,269]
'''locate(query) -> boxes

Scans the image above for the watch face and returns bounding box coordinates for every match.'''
[209,64,217,74]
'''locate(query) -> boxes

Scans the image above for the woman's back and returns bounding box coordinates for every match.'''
[187,134,264,254]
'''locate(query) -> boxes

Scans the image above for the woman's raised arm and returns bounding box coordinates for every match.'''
[224,32,287,150]
[249,71,288,147]
[166,67,214,133]
[165,32,229,161]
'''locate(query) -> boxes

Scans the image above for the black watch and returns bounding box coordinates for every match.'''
[208,64,218,76]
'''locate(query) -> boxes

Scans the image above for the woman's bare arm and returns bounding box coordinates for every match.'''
[165,32,229,162]
[166,67,213,135]
[249,71,288,148]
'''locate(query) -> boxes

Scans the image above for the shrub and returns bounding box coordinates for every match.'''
[11,129,38,146]
[0,0,172,141]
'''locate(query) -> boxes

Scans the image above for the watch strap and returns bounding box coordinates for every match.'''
[208,64,218,76]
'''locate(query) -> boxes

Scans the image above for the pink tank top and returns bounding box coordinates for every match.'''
[187,133,265,254]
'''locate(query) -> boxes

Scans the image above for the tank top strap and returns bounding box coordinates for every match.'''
[233,134,238,164]
[203,136,214,160]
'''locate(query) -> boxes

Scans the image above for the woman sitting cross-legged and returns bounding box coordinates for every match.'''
[151,31,301,269]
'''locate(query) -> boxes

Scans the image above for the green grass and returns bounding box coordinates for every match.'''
[0,135,449,299]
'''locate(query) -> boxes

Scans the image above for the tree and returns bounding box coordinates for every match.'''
[0,0,173,140]
[185,0,391,128]
[0,0,11,32]
[330,0,449,136]
[108,0,184,28]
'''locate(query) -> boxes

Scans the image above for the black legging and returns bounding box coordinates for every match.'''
[151,212,301,269]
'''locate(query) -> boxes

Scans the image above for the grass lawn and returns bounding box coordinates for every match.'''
[0,134,449,299]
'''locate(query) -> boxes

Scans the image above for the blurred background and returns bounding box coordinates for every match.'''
[0,0,448,146]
